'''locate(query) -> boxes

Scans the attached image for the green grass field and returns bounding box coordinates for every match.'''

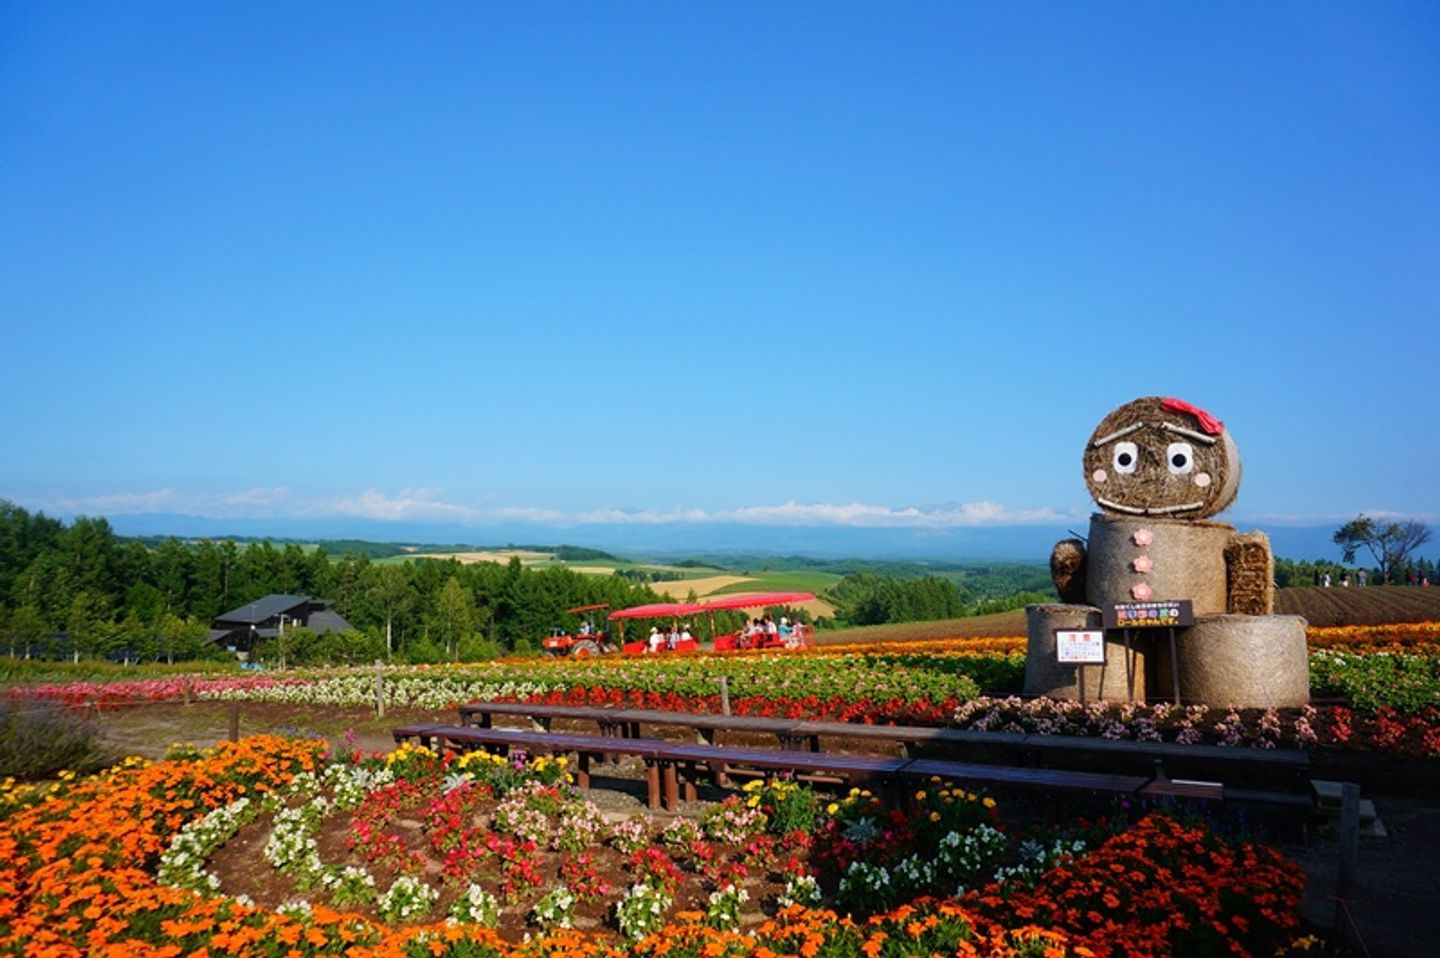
[709,570,843,596]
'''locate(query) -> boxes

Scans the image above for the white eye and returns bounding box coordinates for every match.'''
[1167,442,1195,475]
[1113,442,1139,474]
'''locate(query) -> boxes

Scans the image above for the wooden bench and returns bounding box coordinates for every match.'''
[901,757,1149,797]
[458,702,811,749]
[660,744,1151,815]
[392,723,670,810]
[658,743,911,809]
[440,706,1312,814]
[790,719,1309,804]
[790,720,1029,757]
[458,702,627,733]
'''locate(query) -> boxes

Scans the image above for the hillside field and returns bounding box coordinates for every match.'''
[1274,585,1440,627]
[821,585,1440,645]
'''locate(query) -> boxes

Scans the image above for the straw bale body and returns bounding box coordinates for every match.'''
[1154,614,1311,708]
[1025,603,1145,700]
[1028,395,1305,707]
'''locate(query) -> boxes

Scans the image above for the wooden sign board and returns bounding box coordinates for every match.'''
[1103,599,1194,630]
[1056,630,1106,664]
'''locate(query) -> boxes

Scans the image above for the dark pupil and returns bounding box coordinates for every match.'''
[1172,453,1187,468]
[1118,453,1133,467]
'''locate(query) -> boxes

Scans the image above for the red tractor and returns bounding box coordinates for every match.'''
[540,604,611,657]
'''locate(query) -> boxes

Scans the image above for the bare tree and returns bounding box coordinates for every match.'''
[1333,515,1433,583]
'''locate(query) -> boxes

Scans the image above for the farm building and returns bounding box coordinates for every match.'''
[207,594,353,654]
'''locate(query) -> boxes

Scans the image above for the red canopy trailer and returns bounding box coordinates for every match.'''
[608,602,707,655]
[701,592,817,651]
[540,603,612,657]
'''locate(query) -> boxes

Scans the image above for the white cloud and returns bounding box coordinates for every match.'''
[317,488,483,522]
[16,488,1076,528]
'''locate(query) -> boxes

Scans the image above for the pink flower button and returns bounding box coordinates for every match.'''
[1132,555,1154,574]
[1131,582,1153,600]
[1133,529,1155,547]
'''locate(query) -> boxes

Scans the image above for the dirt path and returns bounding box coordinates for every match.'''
[1286,790,1440,957]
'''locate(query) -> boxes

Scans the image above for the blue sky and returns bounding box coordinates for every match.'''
[2,3,1437,540]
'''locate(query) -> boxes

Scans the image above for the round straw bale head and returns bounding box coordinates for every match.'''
[1025,603,1143,701]
[1083,396,1241,519]
[1155,614,1310,708]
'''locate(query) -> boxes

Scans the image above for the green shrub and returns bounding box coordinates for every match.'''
[0,700,115,781]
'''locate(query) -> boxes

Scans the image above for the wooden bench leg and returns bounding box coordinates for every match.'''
[662,763,680,811]
[645,761,661,811]
[576,752,592,790]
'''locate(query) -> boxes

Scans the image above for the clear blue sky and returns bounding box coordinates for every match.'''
[3,3,1437,536]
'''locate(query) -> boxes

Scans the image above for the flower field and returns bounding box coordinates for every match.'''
[0,735,1311,957]
[11,620,1431,955]
[5,623,1437,756]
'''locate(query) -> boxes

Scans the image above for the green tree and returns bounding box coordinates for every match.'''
[65,590,109,662]
[1333,515,1433,584]
[2,603,47,657]
[159,613,207,664]
[429,576,474,660]
[367,564,416,657]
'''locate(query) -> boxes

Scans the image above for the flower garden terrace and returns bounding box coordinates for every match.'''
[4,624,1438,756]
[0,734,1318,958]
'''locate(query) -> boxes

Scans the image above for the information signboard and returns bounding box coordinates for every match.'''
[1103,599,1194,630]
[1055,630,1106,664]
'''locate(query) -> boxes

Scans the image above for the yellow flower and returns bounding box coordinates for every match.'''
[982,797,996,809]
[914,790,926,801]
[929,811,941,822]
[826,803,839,815]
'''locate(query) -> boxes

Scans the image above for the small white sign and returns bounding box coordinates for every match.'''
[1056,629,1106,664]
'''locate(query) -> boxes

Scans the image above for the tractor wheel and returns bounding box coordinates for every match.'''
[571,640,600,658]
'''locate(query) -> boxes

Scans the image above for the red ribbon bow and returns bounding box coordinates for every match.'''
[1161,397,1224,435]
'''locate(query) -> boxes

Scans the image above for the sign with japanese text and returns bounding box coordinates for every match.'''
[1055,630,1106,664]
[1103,599,1194,630]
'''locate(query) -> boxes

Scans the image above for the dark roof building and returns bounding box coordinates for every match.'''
[209,594,354,654]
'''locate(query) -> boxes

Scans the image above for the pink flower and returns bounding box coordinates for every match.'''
[1132,555,1154,574]
[1133,528,1155,546]
[1131,582,1153,600]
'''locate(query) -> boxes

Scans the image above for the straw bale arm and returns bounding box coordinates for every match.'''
[1050,538,1088,604]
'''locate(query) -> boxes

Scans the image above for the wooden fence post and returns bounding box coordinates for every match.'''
[375,660,385,718]
[718,676,731,716]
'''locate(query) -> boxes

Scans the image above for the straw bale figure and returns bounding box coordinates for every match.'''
[1026,396,1308,707]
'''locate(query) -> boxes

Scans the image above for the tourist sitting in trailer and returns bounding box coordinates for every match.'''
[647,627,665,653]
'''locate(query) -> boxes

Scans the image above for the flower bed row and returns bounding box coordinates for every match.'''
[0,735,1309,957]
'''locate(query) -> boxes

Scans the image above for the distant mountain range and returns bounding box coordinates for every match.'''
[98,512,1361,564]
